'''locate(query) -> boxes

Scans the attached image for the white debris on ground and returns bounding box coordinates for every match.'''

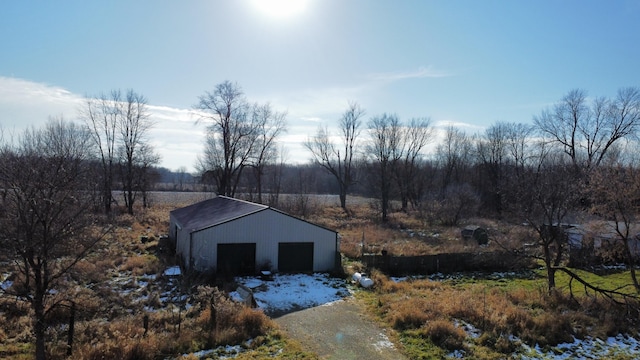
[230,273,351,315]
[352,272,374,288]
[164,266,181,276]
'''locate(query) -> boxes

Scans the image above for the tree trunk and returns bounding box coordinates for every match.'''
[34,293,46,360]
[543,245,556,292]
[339,190,347,211]
[623,240,640,292]
[256,167,263,204]
[67,302,75,356]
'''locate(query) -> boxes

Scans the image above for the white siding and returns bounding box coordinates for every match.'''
[171,214,192,268]
[190,209,336,272]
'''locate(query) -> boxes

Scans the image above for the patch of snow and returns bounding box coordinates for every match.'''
[182,340,254,359]
[513,333,640,359]
[454,319,481,339]
[1,280,13,291]
[228,291,244,302]
[373,332,395,352]
[453,318,640,359]
[234,273,349,315]
[320,299,345,307]
[242,278,264,289]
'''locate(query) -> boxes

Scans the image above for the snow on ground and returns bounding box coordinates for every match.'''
[231,273,351,315]
[517,334,640,359]
[446,310,640,359]
[1,273,12,291]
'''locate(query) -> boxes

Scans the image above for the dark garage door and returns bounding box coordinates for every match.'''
[279,242,314,272]
[217,243,256,275]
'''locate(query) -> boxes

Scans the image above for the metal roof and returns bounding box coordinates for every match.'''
[170,196,268,233]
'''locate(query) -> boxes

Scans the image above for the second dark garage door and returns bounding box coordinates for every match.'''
[278,242,314,272]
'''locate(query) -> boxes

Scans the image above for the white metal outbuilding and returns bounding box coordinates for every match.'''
[169,196,339,274]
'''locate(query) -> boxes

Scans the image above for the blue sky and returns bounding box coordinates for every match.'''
[2,0,640,171]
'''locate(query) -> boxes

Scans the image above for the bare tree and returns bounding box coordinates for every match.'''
[394,117,432,211]
[249,103,287,203]
[367,113,402,222]
[194,81,260,197]
[135,142,161,208]
[80,90,119,214]
[504,122,535,175]
[475,122,509,215]
[436,126,473,196]
[175,166,189,191]
[305,101,365,210]
[116,90,158,214]
[266,146,288,207]
[0,119,110,360]
[80,89,158,214]
[534,87,640,172]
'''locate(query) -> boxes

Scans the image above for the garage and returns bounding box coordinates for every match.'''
[170,196,339,274]
[217,243,256,275]
[278,242,314,272]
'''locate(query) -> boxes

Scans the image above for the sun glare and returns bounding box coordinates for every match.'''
[251,0,309,19]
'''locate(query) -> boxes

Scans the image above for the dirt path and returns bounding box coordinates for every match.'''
[274,297,406,360]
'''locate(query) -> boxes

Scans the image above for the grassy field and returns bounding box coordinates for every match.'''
[2,193,639,359]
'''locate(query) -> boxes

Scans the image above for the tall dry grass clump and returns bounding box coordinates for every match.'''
[387,297,436,330]
[120,254,162,276]
[419,319,467,350]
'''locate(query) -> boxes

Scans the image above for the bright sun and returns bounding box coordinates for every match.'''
[251,0,309,19]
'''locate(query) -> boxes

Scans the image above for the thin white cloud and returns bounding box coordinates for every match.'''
[299,116,324,123]
[367,66,453,82]
[433,120,486,132]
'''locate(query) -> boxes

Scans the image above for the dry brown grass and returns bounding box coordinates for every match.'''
[307,202,514,258]
[49,287,276,359]
[420,319,467,350]
[120,254,162,276]
[360,271,636,352]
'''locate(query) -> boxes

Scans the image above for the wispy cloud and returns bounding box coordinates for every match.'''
[433,120,486,132]
[367,66,453,82]
[0,76,83,128]
[0,76,207,171]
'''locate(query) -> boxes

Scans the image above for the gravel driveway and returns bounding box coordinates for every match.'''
[274,297,406,360]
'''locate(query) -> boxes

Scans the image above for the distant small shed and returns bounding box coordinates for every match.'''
[169,196,339,275]
[461,226,488,245]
